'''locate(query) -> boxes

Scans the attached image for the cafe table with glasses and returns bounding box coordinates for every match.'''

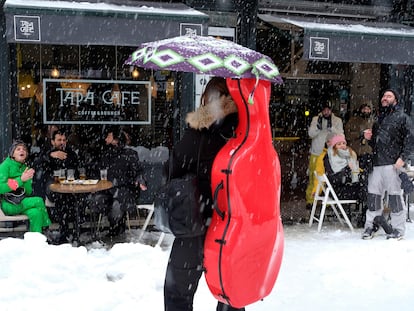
[49,179,113,243]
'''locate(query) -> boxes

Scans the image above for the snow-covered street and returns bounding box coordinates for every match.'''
[1,218,414,311]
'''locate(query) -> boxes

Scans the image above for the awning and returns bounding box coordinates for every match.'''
[259,14,414,65]
[3,0,209,46]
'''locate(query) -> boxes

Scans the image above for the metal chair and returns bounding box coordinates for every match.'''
[309,172,356,232]
[136,202,165,247]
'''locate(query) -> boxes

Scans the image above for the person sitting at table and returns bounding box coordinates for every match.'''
[0,140,51,233]
[34,129,79,243]
[88,127,147,237]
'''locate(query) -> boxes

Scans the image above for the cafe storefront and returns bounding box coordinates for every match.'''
[256,12,414,199]
[0,0,209,158]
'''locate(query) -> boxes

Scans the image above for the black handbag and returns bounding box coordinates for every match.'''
[154,138,206,238]
[4,187,26,205]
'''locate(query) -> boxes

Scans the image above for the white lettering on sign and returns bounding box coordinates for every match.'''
[314,41,326,54]
[57,88,95,107]
[43,79,151,125]
[184,28,198,36]
[101,91,141,106]
[58,88,141,107]
[19,20,35,37]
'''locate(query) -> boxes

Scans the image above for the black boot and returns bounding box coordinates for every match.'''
[108,219,126,237]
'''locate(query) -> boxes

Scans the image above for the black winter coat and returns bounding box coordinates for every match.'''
[170,113,238,219]
[372,105,414,166]
[95,145,145,210]
[33,146,79,198]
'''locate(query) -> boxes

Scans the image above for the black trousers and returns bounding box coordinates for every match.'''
[46,190,77,237]
[164,235,245,311]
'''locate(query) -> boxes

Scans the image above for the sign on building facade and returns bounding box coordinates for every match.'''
[43,79,151,125]
[14,15,41,42]
[309,37,329,60]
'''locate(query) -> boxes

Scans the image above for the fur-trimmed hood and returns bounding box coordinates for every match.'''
[185,95,238,130]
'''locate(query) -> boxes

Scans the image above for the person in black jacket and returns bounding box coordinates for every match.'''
[164,77,244,311]
[88,127,147,237]
[34,129,79,243]
[362,89,414,240]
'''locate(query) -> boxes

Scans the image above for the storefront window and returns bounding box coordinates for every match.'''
[15,43,176,161]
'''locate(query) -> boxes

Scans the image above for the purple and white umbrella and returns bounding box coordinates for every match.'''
[125,35,282,84]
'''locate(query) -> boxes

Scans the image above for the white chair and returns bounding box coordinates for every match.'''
[91,203,165,246]
[136,203,165,247]
[309,172,356,232]
[0,208,29,233]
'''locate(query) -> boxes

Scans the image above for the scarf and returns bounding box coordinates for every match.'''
[327,147,349,173]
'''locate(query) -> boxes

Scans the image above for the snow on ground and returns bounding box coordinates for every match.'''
[1,217,413,311]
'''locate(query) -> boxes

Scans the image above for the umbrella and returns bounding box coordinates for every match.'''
[124,34,282,84]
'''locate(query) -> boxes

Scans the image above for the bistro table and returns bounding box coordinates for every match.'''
[49,180,113,243]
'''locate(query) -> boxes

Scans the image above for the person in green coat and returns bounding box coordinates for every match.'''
[0,140,51,232]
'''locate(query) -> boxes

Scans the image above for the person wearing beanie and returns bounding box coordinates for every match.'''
[88,127,147,237]
[0,140,51,233]
[362,89,414,240]
[312,133,362,202]
[306,100,344,208]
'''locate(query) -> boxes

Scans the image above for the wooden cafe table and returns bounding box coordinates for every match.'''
[49,179,113,243]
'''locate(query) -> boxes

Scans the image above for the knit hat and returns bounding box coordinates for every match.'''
[383,88,399,104]
[321,100,332,110]
[359,103,372,111]
[9,140,28,158]
[329,134,346,147]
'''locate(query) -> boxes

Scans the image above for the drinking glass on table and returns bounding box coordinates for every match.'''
[79,167,86,180]
[100,169,108,181]
[58,169,66,183]
[53,170,60,183]
[67,169,75,182]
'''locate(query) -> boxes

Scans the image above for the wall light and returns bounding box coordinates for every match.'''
[51,68,60,78]
[132,68,140,79]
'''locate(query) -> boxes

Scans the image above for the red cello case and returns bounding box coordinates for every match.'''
[204,78,284,308]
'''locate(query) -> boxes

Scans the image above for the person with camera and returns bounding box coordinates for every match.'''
[306,101,344,209]
[0,140,51,232]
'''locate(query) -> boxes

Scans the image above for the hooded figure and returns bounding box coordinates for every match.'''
[345,102,375,158]
[163,77,244,311]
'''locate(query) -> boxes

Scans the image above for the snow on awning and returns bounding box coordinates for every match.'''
[3,0,208,46]
[259,14,414,65]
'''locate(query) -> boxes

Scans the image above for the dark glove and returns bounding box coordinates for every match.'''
[399,172,414,194]
[326,115,332,129]
[317,115,323,130]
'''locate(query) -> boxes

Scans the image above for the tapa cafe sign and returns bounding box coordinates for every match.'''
[43,79,151,125]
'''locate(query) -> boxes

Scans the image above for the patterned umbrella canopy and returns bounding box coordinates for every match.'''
[125,35,282,84]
